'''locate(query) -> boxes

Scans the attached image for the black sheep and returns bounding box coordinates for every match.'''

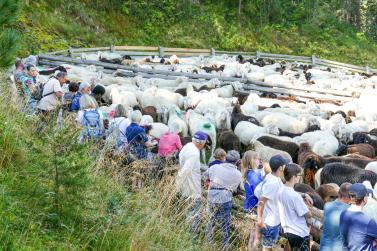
[231,104,259,130]
[257,135,299,163]
[294,183,324,210]
[320,162,377,187]
[217,129,241,152]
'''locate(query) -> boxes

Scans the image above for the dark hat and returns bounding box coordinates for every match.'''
[269,155,289,172]
[193,131,208,143]
[349,183,368,199]
[226,150,241,163]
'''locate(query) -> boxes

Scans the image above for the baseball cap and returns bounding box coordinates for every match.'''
[349,183,368,199]
[192,131,208,144]
[269,155,290,172]
[79,82,91,91]
[226,150,240,163]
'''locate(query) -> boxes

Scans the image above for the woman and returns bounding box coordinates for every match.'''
[108,104,131,151]
[158,122,182,158]
[20,64,39,114]
[242,150,263,212]
[76,94,104,142]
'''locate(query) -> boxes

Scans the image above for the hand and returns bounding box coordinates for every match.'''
[257,221,267,230]
[303,194,313,206]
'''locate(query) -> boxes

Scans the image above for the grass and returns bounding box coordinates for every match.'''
[17,1,377,68]
[0,73,215,250]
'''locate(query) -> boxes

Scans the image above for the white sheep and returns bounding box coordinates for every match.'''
[260,112,309,134]
[149,122,169,139]
[294,130,339,156]
[168,105,188,137]
[248,140,292,163]
[234,121,279,145]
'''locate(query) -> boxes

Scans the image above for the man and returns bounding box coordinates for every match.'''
[340,183,377,251]
[320,183,351,251]
[277,163,312,251]
[257,155,288,251]
[37,71,67,113]
[205,150,242,248]
[175,131,208,232]
[69,82,91,112]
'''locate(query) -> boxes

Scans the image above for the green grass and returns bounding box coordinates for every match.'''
[0,74,210,250]
[17,0,377,68]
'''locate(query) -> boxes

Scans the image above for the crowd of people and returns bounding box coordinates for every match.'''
[11,58,377,251]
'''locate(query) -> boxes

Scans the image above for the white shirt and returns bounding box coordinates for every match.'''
[260,173,283,227]
[109,117,131,143]
[277,186,310,237]
[37,78,63,111]
[176,142,201,199]
[206,163,242,203]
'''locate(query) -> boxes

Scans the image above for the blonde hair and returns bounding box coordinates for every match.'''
[79,94,98,110]
[213,148,226,161]
[241,150,260,181]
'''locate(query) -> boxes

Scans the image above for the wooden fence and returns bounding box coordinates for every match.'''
[44,45,377,74]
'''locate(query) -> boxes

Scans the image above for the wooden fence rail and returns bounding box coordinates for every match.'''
[45,45,376,74]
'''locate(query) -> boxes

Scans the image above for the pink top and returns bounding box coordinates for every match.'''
[158,132,182,157]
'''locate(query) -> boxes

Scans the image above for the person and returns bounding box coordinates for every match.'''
[19,64,39,114]
[37,71,68,113]
[208,148,226,167]
[125,110,153,161]
[91,84,106,106]
[242,150,263,213]
[339,183,377,251]
[257,155,288,251]
[70,82,92,112]
[277,163,312,251]
[205,150,242,248]
[175,131,208,232]
[157,122,182,158]
[13,59,25,95]
[63,82,79,108]
[107,104,131,151]
[362,180,377,222]
[320,183,351,251]
[76,94,104,142]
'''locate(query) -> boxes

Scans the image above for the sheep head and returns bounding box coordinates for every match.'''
[265,124,279,136]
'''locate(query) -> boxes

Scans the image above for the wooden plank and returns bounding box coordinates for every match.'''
[115,45,159,51]
[260,53,311,61]
[316,61,365,73]
[316,58,365,70]
[164,47,210,53]
[164,52,211,57]
[71,47,110,53]
[47,49,69,55]
[216,50,256,56]
[71,51,159,57]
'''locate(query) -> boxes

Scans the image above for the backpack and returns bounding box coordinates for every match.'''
[107,118,127,149]
[81,109,104,140]
[32,77,57,101]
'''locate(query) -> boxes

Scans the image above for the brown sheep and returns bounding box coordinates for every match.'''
[352,131,377,155]
[257,135,299,163]
[337,143,375,158]
[316,184,339,203]
[141,106,158,122]
[217,129,241,152]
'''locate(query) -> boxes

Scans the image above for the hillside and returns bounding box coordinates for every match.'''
[19,0,377,67]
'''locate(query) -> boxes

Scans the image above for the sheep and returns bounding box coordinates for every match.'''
[320,162,377,187]
[260,112,309,135]
[139,86,184,109]
[231,103,259,130]
[365,161,377,174]
[316,184,339,203]
[234,121,279,146]
[256,135,299,163]
[337,143,375,158]
[293,183,324,210]
[149,122,169,139]
[217,129,241,152]
[352,132,377,156]
[294,130,339,156]
[168,105,188,137]
[247,140,292,163]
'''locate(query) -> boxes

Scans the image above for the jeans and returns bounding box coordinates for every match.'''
[260,224,281,248]
[186,198,201,233]
[205,201,232,247]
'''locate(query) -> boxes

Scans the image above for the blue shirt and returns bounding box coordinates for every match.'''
[70,92,82,112]
[209,159,223,167]
[125,123,148,159]
[320,200,350,251]
[339,210,377,251]
[243,169,263,211]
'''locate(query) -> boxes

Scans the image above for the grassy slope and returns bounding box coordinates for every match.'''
[18,1,377,67]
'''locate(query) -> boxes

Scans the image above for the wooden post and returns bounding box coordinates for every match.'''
[68,47,73,58]
[211,48,216,56]
[256,51,261,59]
[311,55,316,65]
[159,46,164,58]
[110,45,115,53]
[366,66,370,74]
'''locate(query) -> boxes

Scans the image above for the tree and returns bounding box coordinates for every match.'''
[0,0,21,68]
